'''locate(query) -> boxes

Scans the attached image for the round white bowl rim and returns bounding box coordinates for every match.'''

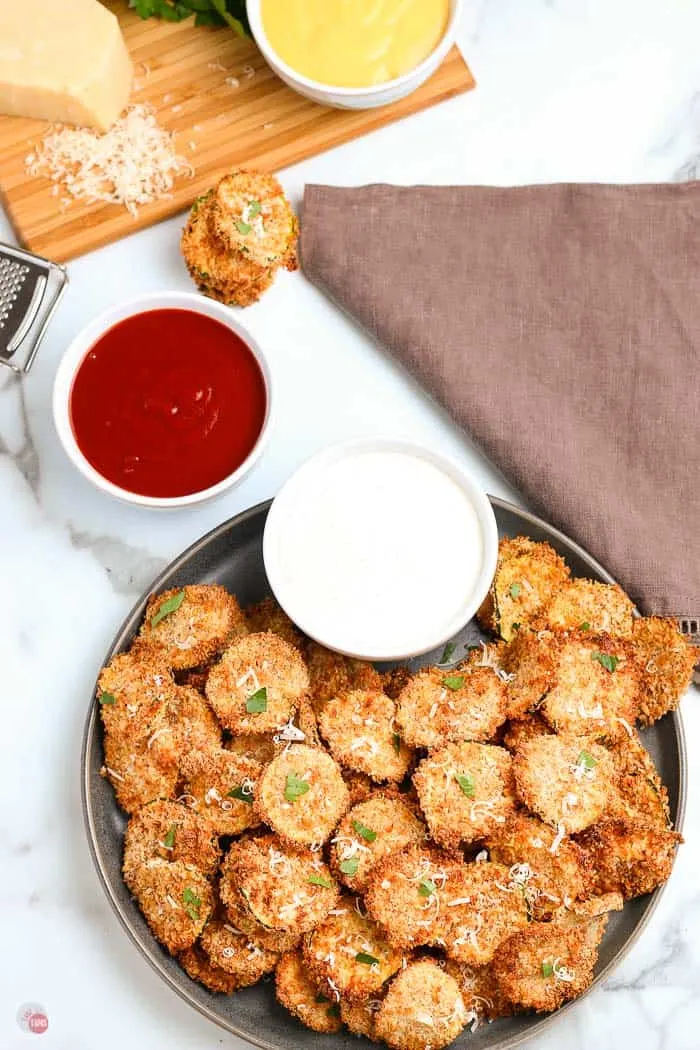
[247,0,464,98]
[262,436,499,661]
[52,290,273,510]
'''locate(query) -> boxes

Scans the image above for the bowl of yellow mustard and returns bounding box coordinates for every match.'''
[247,0,463,109]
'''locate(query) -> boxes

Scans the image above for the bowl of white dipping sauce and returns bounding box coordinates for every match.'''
[262,438,499,661]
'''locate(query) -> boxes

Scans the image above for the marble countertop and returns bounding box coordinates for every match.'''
[1,1,699,1047]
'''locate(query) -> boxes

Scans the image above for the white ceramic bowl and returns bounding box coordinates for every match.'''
[263,437,499,662]
[52,291,273,509]
[247,0,464,110]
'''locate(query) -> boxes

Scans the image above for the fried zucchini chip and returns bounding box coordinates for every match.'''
[137,584,248,670]
[396,665,507,750]
[220,835,339,936]
[364,845,457,950]
[304,898,404,1002]
[255,744,350,848]
[275,950,343,1034]
[413,742,516,848]
[477,537,570,642]
[319,689,413,783]
[374,960,468,1050]
[123,800,221,888]
[246,596,306,650]
[444,959,515,1024]
[179,944,241,994]
[512,735,613,834]
[206,632,309,734]
[130,858,214,954]
[223,887,301,953]
[535,579,635,636]
[501,629,558,719]
[631,617,696,725]
[212,170,298,272]
[485,811,589,920]
[97,650,176,741]
[102,732,179,815]
[440,861,528,966]
[170,685,223,755]
[181,747,262,836]
[608,729,670,827]
[307,641,383,712]
[330,794,426,893]
[199,920,278,984]
[225,732,277,766]
[577,819,681,899]
[341,995,384,1040]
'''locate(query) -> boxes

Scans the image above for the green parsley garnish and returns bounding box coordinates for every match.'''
[162,824,177,849]
[577,750,598,770]
[246,687,268,713]
[315,993,330,1004]
[443,675,465,691]
[591,651,619,673]
[339,858,359,876]
[99,691,116,705]
[440,641,457,664]
[355,952,379,966]
[392,733,402,754]
[352,820,377,843]
[541,961,554,978]
[456,773,476,798]
[284,773,310,802]
[182,887,201,921]
[308,874,332,889]
[512,622,521,631]
[580,621,591,631]
[510,582,521,599]
[150,589,185,628]
[236,220,252,235]
[228,786,253,804]
[248,200,261,217]
[418,878,437,898]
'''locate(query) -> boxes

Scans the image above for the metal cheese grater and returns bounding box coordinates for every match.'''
[0,243,68,374]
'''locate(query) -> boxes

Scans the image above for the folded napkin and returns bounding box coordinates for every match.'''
[300,181,699,618]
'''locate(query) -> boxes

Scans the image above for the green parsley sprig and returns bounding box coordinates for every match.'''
[129,0,250,37]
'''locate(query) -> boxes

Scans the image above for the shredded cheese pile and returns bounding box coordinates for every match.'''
[26,105,192,216]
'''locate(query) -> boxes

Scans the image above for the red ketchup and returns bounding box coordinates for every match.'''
[69,308,267,498]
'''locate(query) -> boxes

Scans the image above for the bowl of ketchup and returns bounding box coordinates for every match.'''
[53,292,272,508]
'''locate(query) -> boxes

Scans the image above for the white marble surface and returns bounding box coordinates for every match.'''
[1,0,699,1047]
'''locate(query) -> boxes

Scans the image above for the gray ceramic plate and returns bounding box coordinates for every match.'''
[82,497,686,1050]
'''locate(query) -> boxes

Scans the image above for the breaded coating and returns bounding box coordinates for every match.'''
[374,960,468,1050]
[220,835,338,936]
[174,662,213,694]
[631,616,696,725]
[246,597,305,650]
[223,887,301,954]
[304,898,404,1002]
[345,771,376,806]
[102,732,178,814]
[199,919,278,984]
[513,735,613,833]
[539,632,639,741]
[123,800,221,889]
[212,170,298,271]
[485,811,589,920]
[179,944,241,994]
[341,995,384,1040]
[275,951,343,1034]
[137,584,248,671]
[130,858,213,954]
[255,744,350,848]
[330,795,426,893]
[535,579,635,636]
[225,732,277,766]
[97,650,175,741]
[382,666,413,701]
[441,862,528,966]
[578,819,681,899]
[501,629,558,719]
[319,689,413,783]
[444,959,515,1024]
[396,665,507,750]
[553,892,624,924]
[206,632,309,734]
[171,686,222,755]
[493,917,606,1012]
[307,641,382,712]
[181,747,262,836]
[608,730,670,827]
[364,845,457,950]
[502,712,552,752]
[413,742,516,848]
[477,536,570,642]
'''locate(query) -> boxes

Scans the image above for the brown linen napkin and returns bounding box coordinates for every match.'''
[300,181,699,618]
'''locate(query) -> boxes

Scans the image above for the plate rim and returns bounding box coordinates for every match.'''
[81,495,687,1050]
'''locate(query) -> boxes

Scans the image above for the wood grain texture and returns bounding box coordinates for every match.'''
[0,4,475,262]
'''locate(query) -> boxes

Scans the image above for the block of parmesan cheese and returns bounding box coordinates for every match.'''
[0,0,132,131]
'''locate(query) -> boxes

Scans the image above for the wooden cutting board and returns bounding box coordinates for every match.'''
[0,4,475,263]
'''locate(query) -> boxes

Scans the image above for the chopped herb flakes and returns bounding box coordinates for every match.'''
[284,773,310,802]
[162,824,177,849]
[456,773,476,798]
[228,786,253,804]
[510,582,521,599]
[592,651,619,673]
[151,589,185,628]
[99,691,116,705]
[352,820,377,843]
[340,858,359,876]
[246,687,268,713]
[392,733,402,754]
[541,961,554,978]
[440,641,457,663]
[580,621,591,631]
[418,878,437,898]
[248,200,261,217]
[308,874,332,889]
[577,750,598,770]
[236,220,252,235]
[443,675,465,691]
[355,952,379,966]
[182,887,201,921]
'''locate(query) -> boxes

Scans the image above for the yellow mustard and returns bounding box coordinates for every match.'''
[261,0,450,89]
